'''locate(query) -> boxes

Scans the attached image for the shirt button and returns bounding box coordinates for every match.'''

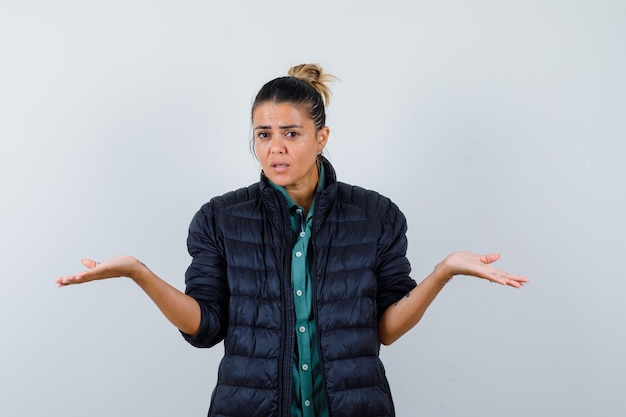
[302,364,309,371]
[296,208,303,214]
[295,289,303,297]
[299,231,306,238]
[295,251,302,257]
[304,400,311,407]
[299,326,306,333]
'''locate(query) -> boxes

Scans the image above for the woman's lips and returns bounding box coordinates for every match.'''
[271,162,289,173]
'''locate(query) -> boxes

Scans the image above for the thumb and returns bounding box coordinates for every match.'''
[482,253,501,264]
[81,258,99,269]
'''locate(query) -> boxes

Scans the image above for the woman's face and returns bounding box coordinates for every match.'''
[253,102,329,195]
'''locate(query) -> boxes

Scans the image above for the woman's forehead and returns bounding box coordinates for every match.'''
[252,102,312,127]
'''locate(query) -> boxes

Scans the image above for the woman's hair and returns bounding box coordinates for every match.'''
[252,63,337,131]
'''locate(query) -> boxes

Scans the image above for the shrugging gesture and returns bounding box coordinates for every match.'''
[56,63,529,417]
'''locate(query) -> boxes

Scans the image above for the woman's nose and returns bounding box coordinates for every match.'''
[270,137,285,154]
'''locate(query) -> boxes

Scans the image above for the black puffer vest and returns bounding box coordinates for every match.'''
[183,158,416,417]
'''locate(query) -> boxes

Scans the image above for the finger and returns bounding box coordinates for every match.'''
[510,276,529,287]
[58,268,103,286]
[513,276,529,284]
[481,253,501,265]
[489,274,508,286]
[56,274,83,287]
[502,272,529,283]
[505,279,522,288]
[485,268,513,285]
[489,272,529,288]
[81,258,99,269]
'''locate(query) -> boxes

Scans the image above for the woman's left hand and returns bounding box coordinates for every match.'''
[437,252,529,288]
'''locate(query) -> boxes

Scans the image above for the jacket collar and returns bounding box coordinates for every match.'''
[259,155,337,193]
[259,156,338,218]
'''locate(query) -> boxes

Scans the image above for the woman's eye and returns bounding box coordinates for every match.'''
[257,132,269,140]
[285,131,298,139]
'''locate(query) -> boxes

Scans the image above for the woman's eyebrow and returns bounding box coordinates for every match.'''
[254,124,303,130]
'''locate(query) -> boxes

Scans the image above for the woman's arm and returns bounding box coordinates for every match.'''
[56,256,201,336]
[378,252,528,346]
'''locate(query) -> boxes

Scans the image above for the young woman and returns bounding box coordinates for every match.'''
[57,64,528,417]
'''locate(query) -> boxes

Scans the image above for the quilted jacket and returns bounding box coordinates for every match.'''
[182,157,417,417]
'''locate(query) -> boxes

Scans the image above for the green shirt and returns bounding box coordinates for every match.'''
[269,165,329,417]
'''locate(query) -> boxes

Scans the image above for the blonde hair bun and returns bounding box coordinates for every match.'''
[288,64,337,107]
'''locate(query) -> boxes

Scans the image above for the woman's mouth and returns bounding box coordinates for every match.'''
[271,163,289,173]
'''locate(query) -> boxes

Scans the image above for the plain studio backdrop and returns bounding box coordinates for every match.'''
[1,1,624,416]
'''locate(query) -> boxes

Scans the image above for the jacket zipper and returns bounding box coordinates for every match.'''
[276,191,295,417]
[310,208,333,416]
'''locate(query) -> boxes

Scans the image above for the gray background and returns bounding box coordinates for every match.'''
[1,1,625,416]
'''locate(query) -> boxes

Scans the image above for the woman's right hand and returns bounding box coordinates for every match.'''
[56,256,144,287]
[56,255,201,335]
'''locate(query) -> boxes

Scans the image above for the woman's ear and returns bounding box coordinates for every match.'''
[318,126,330,150]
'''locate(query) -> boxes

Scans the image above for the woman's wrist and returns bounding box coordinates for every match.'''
[433,260,454,285]
[127,257,150,283]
